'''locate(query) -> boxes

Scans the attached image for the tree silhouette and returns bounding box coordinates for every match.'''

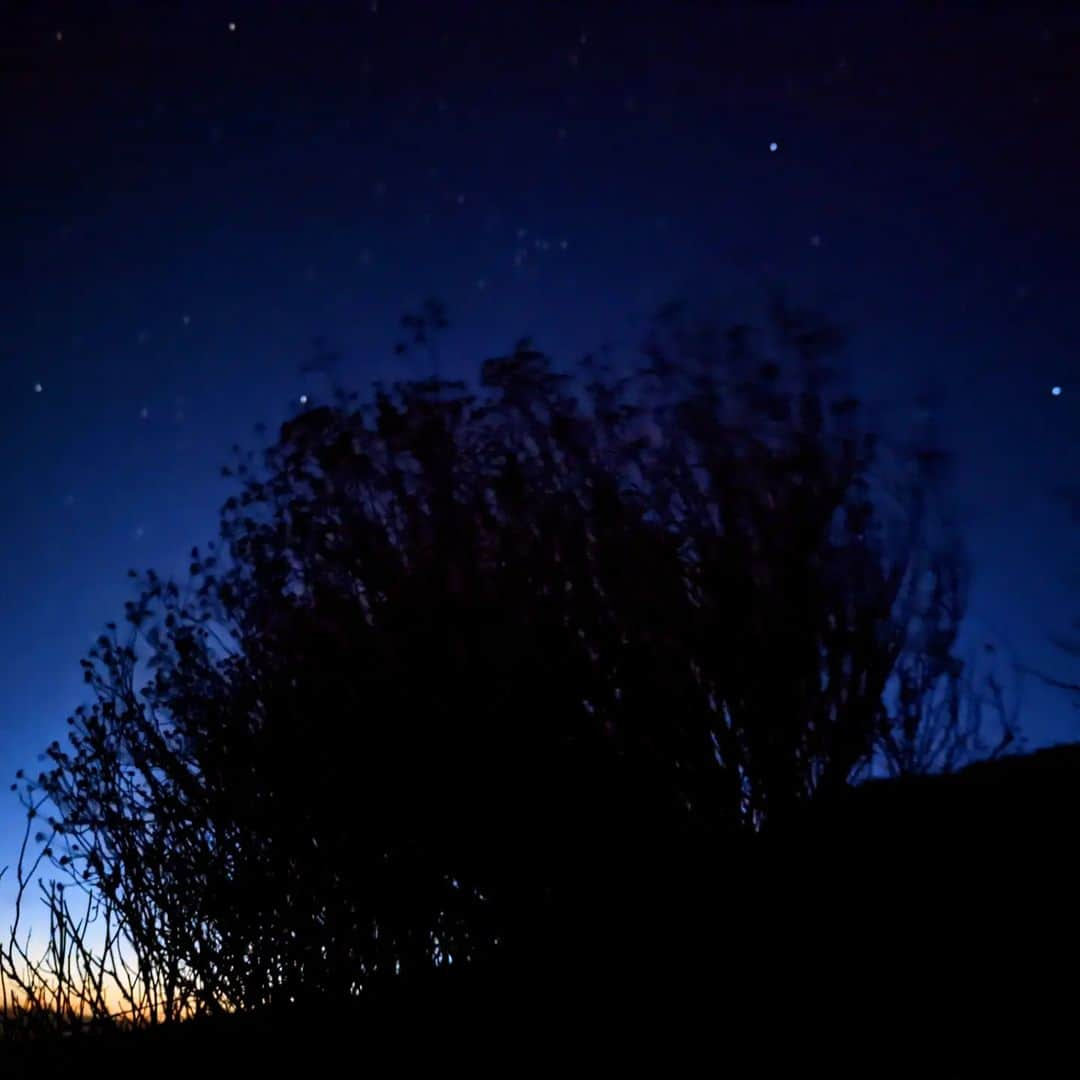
[6,297,1014,1023]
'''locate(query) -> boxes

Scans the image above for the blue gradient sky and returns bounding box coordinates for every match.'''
[1,2,1077,920]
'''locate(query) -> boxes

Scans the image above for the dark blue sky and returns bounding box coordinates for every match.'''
[1,1,1077,892]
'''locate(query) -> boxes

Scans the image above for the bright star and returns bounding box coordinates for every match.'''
[769,141,778,152]
[299,394,309,405]
[33,382,43,393]
[1051,385,1062,396]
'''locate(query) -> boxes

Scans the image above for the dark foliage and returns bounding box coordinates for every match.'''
[3,297,1018,1026]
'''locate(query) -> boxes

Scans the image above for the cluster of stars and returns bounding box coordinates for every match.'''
[511,228,570,269]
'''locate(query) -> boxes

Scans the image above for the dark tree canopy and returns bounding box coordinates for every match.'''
[7,298,1015,1022]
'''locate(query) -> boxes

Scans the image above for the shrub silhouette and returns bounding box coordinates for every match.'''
[4,296,1016,1024]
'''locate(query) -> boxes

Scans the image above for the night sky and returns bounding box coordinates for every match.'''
[2,1,1077,909]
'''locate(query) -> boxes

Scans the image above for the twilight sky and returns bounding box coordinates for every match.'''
[1,0,1077,886]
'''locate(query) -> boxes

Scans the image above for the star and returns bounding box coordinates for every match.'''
[228,21,237,32]
[769,141,779,152]
[33,382,43,393]
[1051,386,1062,396]
[299,394,309,405]
[810,234,822,247]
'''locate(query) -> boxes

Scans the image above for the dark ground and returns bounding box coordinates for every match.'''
[4,743,1077,1074]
